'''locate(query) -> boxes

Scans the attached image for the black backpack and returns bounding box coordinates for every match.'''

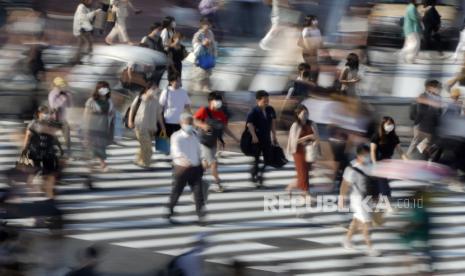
[350,166,379,199]
[123,95,142,129]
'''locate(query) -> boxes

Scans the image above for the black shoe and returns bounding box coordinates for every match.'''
[198,217,207,227]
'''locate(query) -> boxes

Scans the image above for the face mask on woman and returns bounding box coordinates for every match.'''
[384,124,395,133]
[98,87,110,97]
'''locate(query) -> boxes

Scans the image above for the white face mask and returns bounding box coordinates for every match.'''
[182,124,194,134]
[171,22,176,29]
[384,124,395,133]
[213,100,222,109]
[312,20,318,25]
[98,87,110,97]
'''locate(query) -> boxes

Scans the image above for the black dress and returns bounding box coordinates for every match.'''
[168,44,187,78]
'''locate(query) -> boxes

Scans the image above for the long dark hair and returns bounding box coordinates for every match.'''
[304,15,317,27]
[379,116,397,144]
[92,81,111,100]
[346,53,359,71]
[294,105,310,126]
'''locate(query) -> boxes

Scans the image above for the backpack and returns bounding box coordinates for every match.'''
[350,166,379,199]
[123,95,142,129]
[240,127,259,157]
[264,145,288,168]
[198,107,224,148]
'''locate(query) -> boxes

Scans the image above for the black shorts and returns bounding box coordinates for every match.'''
[33,156,59,175]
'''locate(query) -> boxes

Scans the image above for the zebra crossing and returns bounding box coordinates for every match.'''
[1,119,465,275]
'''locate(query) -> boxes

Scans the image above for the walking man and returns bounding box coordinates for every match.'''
[400,0,422,63]
[166,113,206,225]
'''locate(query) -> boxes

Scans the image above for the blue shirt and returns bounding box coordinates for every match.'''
[246,105,276,144]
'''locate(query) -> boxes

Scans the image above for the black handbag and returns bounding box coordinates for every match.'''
[198,108,224,148]
[240,127,259,157]
[264,145,288,168]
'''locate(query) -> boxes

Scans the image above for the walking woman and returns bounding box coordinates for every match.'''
[84,81,115,171]
[128,83,166,168]
[167,32,188,79]
[105,0,141,45]
[298,15,322,81]
[286,105,318,198]
[370,116,408,197]
[22,106,63,198]
[161,16,176,51]
[72,0,100,64]
[191,17,217,93]
[338,53,360,97]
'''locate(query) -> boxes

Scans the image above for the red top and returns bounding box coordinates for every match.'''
[194,106,228,125]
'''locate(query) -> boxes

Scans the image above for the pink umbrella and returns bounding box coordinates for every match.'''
[369,159,456,181]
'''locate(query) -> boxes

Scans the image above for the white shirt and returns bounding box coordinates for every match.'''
[160,28,174,49]
[159,86,191,124]
[170,129,202,167]
[342,160,369,198]
[73,3,96,37]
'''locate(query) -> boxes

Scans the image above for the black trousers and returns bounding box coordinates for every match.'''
[168,165,205,218]
[423,29,442,53]
[165,123,181,137]
[251,143,268,183]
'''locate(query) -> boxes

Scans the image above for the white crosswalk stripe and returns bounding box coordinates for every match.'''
[1,119,465,275]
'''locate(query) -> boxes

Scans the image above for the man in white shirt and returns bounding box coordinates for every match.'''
[339,144,379,257]
[159,72,192,137]
[166,113,206,225]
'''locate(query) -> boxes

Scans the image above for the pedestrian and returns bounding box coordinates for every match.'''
[160,16,176,51]
[370,116,408,197]
[400,0,422,63]
[285,105,318,199]
[259,0,291,51]
[159,72,192,137]
[191,17,218,93]
[286,69,315,100]
[452,20,465,62]
[422,0,442,55]
[105,0,141,45]
[48,77,73,157]
[194,92,239,192]
[167,32,188,79]
[84,81,115,172]
[446,66,465,94]
[166,113,206,226]
[338,53,360,96]
[407,79,443,158]
[298,15,322,81]
[199,0,223,42]
[442,88,463,117]
[21,106,63,199]
[339,144,380,257]
[72,0,100,64]
[139,22,164,53]
[128,83,166,169]
[246,90,278,188]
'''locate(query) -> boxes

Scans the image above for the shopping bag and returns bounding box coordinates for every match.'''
[155,129,170,155]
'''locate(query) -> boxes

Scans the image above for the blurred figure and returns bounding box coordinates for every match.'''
[166,114,206,225]
[105,0,141,45]
[246,90,278,188]
[407,80,442,158]
[452,20,465,62]
[199,0,223,42]
[27,44,46,81]
[128,83,166,169]
[159,72,192,137]
[160,16,176,51]
[66,246,99,276]
[139,22,164,52]
[191,17,218,93]
[339,144,380,257]
[48,77,72,157]
[167,32,188,79]
[443,88,463,117]
[286,70,314,100]
[400,190,434,273]
[285,105,318,199]
[194,92,239,193]
[400,0,422,64]
[72,0,100,64]
[21,106,63,198]
[84,81,115,172]
[338,53,360,97]
[298,15,322,81]
[422,0,442,55]
[259,0,290,51]
[446,66,465,94]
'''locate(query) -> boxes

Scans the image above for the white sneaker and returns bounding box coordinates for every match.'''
[342,238,353,250]
[367,248,381,257]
